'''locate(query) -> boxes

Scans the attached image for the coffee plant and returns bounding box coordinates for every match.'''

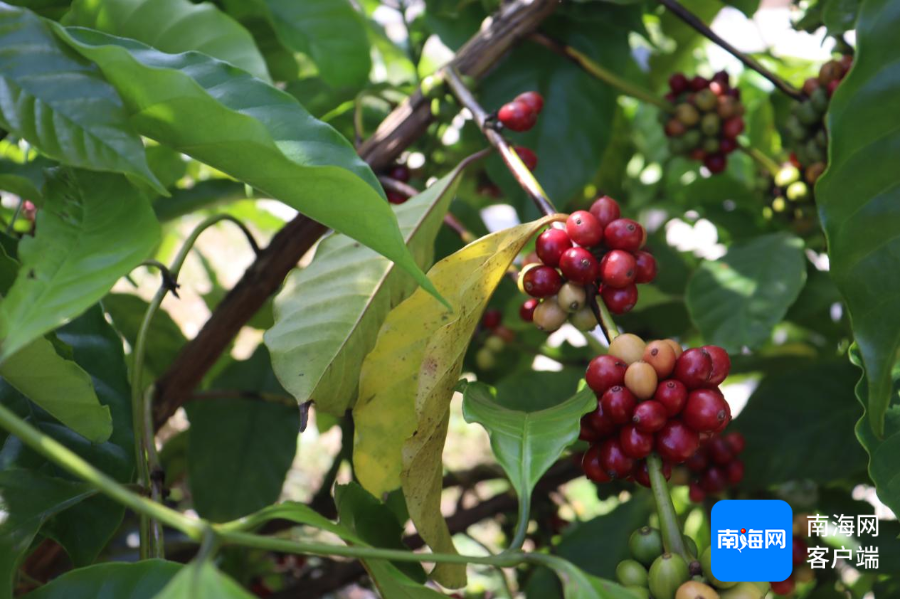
[0,0,898,597]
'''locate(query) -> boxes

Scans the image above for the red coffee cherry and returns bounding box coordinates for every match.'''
[559,247,599,284]
[707,437,735,465]
[704,153,727,174]
[599,250,637,288]
[566,210,603,247]
[726,458,745,485]
[632,400,668,433]
[714,401,732,433]
[683,389,729,433]
[702,345,731,386]
[632,459,672,487]
[579,416,600,442]
[685,448,708,472]
[722,117,745,139]
[792,536,808,565]
[600,385,637,425]
[584,401,616,438]
[515,91,544,114]
[589,195,621,229]
[599,438,634,479]
[701,466,728,494]
[633,251,657,284]
[600,284,638,314]
[519,298,538,322]
[655,420,700,464]
[723,431,745,454]
[482,309,501,330]
[582,444,612,483]
[586,355,627,394]
[535,228,573,268]
[387,190,408,204]
[689,481,706,503]
[515,146,538,171]
[523,266,562,298]
[389,165,410,182]
[690,75,709,91]
[720,138,738,154]
[669,73,689,95]
[674,348,713,389]
[654,379,688,416]
[620,425,654,459]
[770,577,795,596]
[497,100,536,132]
[604,219,644,252]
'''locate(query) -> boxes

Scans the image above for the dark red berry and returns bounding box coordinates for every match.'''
[387,190,408,204]
[722,117,744,139]
[604,219,644,252]
[482,308,502,330]
[586,355,627,394]
[707,437,735,465]
[723,431,745,454]
[523,266,562,298]
[792,536,808,565]
[620,425,654,459]
[515,91,544,114]
[632,460,671,487]
[579,415,600,442]
[584,400,616,438]
[827,79,840,97]
[720,138,738,154]
[669,73,689,95]
[589,195,621,229]
[770,578,795,596]
[559,247,599,284]
[566,210,603,247]
[582,444,612,483]
[600,284,638,314]
[535,228,573,268]
[674,348,713,389]
[683,389,729,433]
[726,459,744,485]
[690,76,709,91]
[599,438,634,479]
[632,251,657,284]
[655,379,688,416]
[600,385,637,425]
[689,148,706,161]
[632,400,668,433]
[701,466,727,494]
[515,146,538,171]
[704,153,727,174]
[497,100,537,132]
[689,481,706,503]
[599,250,636,288]
[389,165,410,182]
[712,70,730,89]
[713,401,732,433]
[702,345,731,386]
[655,421,699,464]
[519,298,538,322]
[685,448,709,472]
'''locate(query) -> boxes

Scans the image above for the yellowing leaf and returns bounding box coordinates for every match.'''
[352,214,563,587]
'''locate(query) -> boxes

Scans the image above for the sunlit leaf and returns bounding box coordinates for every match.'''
[26,560,180,598]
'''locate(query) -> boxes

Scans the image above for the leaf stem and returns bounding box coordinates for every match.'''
[647,453,692,562]
[507,493,531,552]
[654,0,803,101]
[742,144,781,176]
[528,33,674,112]
[586,284,619,344]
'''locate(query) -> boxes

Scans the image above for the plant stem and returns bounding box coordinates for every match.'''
[529,33,674,112]
[444,68,559,217]
[742,145,781,176]
[586,284,619,344]
[507,493,531,552]
[647,453,691,562]
[654,0,803,101]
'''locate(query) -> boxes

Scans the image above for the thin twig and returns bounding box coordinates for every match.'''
[655,0,803,101]
[742,144,780,176]
[378,175,420,198]
[189,390,297,407]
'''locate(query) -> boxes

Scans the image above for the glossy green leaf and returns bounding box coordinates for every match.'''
[103,293,187,379]
[553,560,639,599]
[152,180,248,222]
[53,25,444,306]
[0,169,160,362]
[186,347,299,522]
[64,0,270,81]
[685,232,806,352]
[266,163,467,416]
[155,560,252,599]
[822,0,860,34]
[0,174,41,204]
[0,3,162,193]
[26,560,180,598]
[817,0,900,436]
[0,470,94,597]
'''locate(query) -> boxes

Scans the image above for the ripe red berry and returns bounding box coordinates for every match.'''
[674,348,713,389]
[707,436,735,465]
[714,401,732,433]
[704,153,727,174]
[519,298,538,322]
[632,251,657,284]
[482,308,501,330]
[599,438,634,478]
[582,444,612,483]
[584,400,616,438]
[770,577,795,596]
[712,70,730,88]
[586,355,627,394]
[600,284,638,314]
[535,228,573,268]
[599,250,637,288]
[792,536,808,565]
[720,138,738,154]
[655,420,699,464]
[689,481,706,503]
[669,73,689,95]
[620,425,654,459]
[722,117,744,139]
[683,389,729,433]
[723,431,745,454]
[601,385,637,425]
[702,345,731,386]
[579,416,600,442]
[827,79,840,97]
[604,219,644,252]
[632,460,671,487]
[655,379,688,416]
[559,247,599,284]
[515,146,538,171]
[389,165,410,182]
[387,190,408,204]
[523,266,562,298]
[589,195,621,229]
[566,210,603,247]
[690,76,709,91]
[685,448,708,472]
[726,458,745,485]
[515,91,544,114]
[497,100,537,132]
[632,400,668,433]
[689,148,706,161]
[701,466,727,494]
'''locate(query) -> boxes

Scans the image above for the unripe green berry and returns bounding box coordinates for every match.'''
[648,553,690,600]
[533,297,568,332]
[675,103,700,126]
[558,282,587,312]
[694,89,718,111]
[701,546,736,589]
[616,559,649,587]
[700,113,721,136]
[569,306,597,331]
[484,335,505,353]
[774,165,801,187]
[787,181,809,202]
[475,348,496,371]
[629,526,663,566]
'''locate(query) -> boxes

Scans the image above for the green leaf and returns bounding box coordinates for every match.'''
[552,560,640,599]
[722,0,760,18]
[103,293,187,379]
[153,180,248,222]
[52,25,444,307]
[817,0,900,437]
[0,169,160,362]
[155,560,252,599]
[185,347,299,522]
[0,3,163,193]
[26,559,181,598]
[0,174,41,204]
[0,470,94,597]
[64,0,270,81]
[266,163,467,417]
[461,381,595,542]
[685,232,807,352]
[822,0,860,33]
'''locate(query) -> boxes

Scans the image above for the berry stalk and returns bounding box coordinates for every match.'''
[647,453,693,563]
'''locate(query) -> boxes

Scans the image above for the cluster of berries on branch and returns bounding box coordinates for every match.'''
[382,164,412,205]
[518,195,657,333]
[662,71,746,174]
[495,91,543,171]
[683,430,745,503]
[760,162,818,233]
[473,309,516,371]
[579,333,733,485]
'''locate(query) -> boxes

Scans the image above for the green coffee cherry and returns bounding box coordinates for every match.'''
[682,129,702,148]
[625,586,650,599]
[475,347,496,371]
[648,553,690,599]
[700,113,721,136]
[675,103,700,126]
[719,581,764,599]
[629,527,664,566]
[694,89,717,111]
[805,138,826,163]
[797,101,821,125]
[701,546,736,589]
[702,137,720,153]
[810,87,829,113]
[558,282,587,312]
[569,306,597,331]
[787,181,809,202]
[616,559,649,587]
[484,335,505,353]
[682,535,698,559]
[774,165,801,187]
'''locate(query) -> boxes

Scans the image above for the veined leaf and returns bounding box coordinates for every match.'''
[0,174,41,204]
[266,161,470,416]
[64,0,270,81]
[817,0,900,436]
[26,560,180,598]
[53,25,444,306]
[155,560,251,599]
[0,169,160,362]
[0,4,163,193]
[552,560,639,599]
[352,214,563,587]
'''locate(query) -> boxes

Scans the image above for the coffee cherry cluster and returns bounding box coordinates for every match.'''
[518,195,657,333]
[662,71,745,174]
[769,514,817,596]
[785,55,852,184]
[684,430,746,503]
[383,164,412,205]
[496,91,544,132]
[473,309,516,371]
[579,334,732,485]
